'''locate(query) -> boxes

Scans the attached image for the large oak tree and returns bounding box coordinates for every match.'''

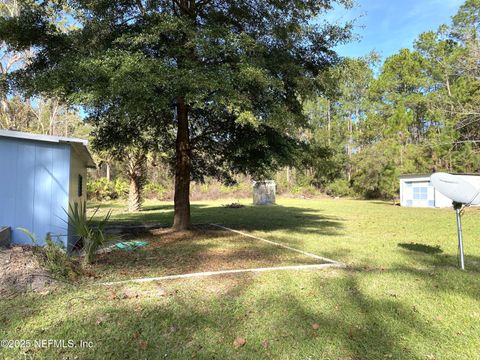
[0,0,352,229]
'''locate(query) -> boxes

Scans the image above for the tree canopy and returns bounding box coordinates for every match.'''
[0,0,353,228]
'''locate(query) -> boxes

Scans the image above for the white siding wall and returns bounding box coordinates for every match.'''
[400,174,480,208]
[400,176,432,207]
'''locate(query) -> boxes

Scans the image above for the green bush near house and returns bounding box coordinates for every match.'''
[17,228,79,281]
[40,234,79,280]
[87,178,128,201]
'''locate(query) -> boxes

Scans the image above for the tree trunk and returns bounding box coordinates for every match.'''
[346,115,353,182]
[445,74,452,97]
[327,101,331,146]
[106,163,111,182]
[0,98,14,129]
[172,96,191,230]
[126,151,146,212]
[128,176,142,212]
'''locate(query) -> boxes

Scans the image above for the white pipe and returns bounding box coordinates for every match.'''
[97,263,344,286]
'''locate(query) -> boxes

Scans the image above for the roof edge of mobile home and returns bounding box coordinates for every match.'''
[0,130,95,168]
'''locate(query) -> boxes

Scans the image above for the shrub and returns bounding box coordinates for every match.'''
[325,179,354,197]
[17,228,79,280]
[274,176,290,194]
[351,142,399,200]
[289,185,320,197]
[87,178,128,201]
[67,202,112,265]
[220,183,243,193]
[290,185,303,194]
[113,178,129,199]
[144,182,166,199]
[189,179,251,201]
[87,177,110,200]
[41,233,79,280]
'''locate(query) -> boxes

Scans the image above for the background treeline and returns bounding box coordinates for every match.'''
[1,0,479,208]
[303,0,480,200]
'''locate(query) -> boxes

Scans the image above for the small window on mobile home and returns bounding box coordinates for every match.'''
[78,175,83,197]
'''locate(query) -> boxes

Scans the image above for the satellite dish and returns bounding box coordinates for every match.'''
[429,172,480,270]
[430,172,480,205]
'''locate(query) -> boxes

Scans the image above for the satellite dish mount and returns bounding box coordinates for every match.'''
[452,201,465,270]
[430,172,480,270]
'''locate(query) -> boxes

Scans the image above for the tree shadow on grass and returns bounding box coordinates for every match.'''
[396,243,480,273]
[336,246,480,301]
[2,244,480,359]
[106,203,344,237]
[398,242,443,254]
[140,204,177,212]
[0,269,454,359]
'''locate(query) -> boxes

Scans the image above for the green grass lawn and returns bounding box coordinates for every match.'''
[1,198,480,359]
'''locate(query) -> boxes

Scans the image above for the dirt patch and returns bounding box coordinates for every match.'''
[0,247,58,297]
[92,227,324,282]
[147,226,229,244]
[148,228,199,242]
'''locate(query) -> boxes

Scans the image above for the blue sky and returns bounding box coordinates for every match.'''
[325,0,465,60]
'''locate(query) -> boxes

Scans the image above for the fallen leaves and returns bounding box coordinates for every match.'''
[138,340,148,349]
[106,287,168,301]
[157,288,168,297]
[108,293,118,301]
[169,324,178,333]
[311,323,320,330]
[121,290,139,299]
[95,315,109,325]
[233,336,246,348]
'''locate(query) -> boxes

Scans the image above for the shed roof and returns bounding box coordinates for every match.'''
[0,130,95,168]
[399,173,480,179]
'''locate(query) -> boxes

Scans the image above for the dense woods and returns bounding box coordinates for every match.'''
[0,0,479,212]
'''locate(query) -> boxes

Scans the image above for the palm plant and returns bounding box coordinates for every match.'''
[66,201,112,264]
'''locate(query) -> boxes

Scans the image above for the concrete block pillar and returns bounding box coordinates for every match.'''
[0,227,11,247]
[253,180,276,205]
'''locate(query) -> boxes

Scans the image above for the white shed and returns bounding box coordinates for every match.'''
[0,130,95,251]
[399,173,480,208]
